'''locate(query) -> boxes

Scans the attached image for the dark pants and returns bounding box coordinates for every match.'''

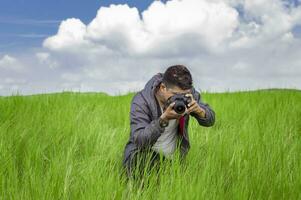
[122,149,168,181]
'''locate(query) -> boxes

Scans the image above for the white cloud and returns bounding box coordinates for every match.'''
[43,18,90,52]
[141,0,239,52]
[1,0,301,96]
[0,55,24,72]
[43,0,239,55]
[36,52,59,69]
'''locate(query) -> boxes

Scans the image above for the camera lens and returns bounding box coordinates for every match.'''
[174,102,186,114]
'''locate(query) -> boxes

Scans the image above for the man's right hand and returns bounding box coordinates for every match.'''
[160,102,186,121]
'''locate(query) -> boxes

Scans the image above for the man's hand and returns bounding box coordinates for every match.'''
[185,93,206,118]
[161,102,186,121]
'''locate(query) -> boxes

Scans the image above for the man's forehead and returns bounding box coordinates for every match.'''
[169,87,191,94]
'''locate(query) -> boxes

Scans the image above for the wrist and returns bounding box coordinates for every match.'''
[196,107,206,118]
[159,114,169,128]
[160,113,168,121]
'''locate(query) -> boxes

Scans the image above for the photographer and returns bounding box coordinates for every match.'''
[122,65,215,179]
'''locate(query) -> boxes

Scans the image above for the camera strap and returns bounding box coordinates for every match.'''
[178,116,185,136]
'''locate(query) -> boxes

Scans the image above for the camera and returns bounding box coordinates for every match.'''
[165,94,192,114]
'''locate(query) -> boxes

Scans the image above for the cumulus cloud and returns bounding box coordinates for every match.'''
[227,0,299,48]
[44,0,239,55]
[43,18,90,51]
[36,52,59,69]
[0,55,24,72]
[0,0,301,96]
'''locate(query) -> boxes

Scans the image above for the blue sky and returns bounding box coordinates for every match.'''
[0,0,301,96]
[0,0,161,53]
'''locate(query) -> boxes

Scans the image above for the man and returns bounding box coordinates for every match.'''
[122,65,215,179]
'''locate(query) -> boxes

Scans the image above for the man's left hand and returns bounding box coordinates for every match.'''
[185,93,206,118]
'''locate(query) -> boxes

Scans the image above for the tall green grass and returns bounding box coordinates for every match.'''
[0,89,300,199]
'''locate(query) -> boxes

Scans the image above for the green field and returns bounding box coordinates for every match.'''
[0,89,300,199]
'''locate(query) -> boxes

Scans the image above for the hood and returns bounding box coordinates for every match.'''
[140,72,163,119]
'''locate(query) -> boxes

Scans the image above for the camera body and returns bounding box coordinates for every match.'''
[166,93,192,114]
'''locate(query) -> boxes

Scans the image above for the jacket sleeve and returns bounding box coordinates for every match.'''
[190,89,215,127]
[130,95,165,150]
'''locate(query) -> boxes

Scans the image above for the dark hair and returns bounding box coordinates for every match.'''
[162,65,193,90]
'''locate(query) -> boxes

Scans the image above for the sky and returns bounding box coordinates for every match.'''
[0,0,301,96]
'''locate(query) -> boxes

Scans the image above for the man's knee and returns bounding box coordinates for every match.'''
[122,151,140,179]
[122,150,161,179]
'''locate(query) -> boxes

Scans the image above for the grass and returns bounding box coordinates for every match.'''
[0,89,300,199]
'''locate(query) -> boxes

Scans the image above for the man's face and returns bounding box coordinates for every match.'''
[159,83,191,103]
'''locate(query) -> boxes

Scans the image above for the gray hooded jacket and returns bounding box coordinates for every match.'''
[122,72,215,166]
